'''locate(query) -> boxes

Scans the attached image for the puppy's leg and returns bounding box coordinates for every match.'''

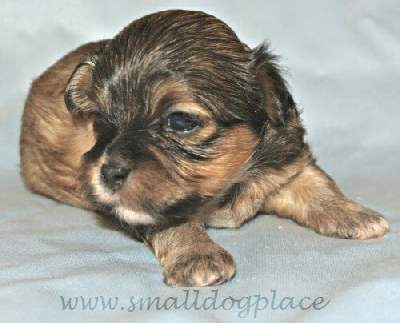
[264,164,389,239]
[140,222,235,287]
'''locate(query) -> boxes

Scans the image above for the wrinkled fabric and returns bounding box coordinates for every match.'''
[0,1,399,322]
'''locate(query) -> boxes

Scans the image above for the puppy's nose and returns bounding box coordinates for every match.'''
[101,163,130,191]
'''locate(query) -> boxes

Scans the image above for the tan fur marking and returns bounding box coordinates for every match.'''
[183,125,258,196]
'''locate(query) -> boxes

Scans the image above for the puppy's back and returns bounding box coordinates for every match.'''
[20,41,105,209]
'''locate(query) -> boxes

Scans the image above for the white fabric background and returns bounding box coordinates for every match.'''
[0,1,399,322]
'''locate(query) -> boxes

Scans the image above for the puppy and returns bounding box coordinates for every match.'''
[20,10,389,286]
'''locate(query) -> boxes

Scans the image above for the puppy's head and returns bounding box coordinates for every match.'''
[65,10,302,226]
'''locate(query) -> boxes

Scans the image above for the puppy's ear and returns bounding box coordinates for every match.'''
[65,55,97,113]
[252,44,298,126]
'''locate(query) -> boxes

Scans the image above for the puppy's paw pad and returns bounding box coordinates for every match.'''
[163,249,236,287]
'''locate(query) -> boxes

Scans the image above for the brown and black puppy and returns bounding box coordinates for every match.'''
[20,10,389,287]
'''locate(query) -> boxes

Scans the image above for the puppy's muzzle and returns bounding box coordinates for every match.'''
[100,161,130,191]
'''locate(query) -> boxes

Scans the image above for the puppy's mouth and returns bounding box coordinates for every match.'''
[85,157,156,226]
[88,163,211,228]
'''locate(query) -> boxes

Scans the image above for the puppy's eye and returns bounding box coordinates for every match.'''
[165,112,200,133]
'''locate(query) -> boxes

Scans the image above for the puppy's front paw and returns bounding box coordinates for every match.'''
[163,247,236,287]
[316,202,389,240]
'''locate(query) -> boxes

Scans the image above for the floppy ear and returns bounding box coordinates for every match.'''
[252,44,298,126]
[64,55,97,113]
